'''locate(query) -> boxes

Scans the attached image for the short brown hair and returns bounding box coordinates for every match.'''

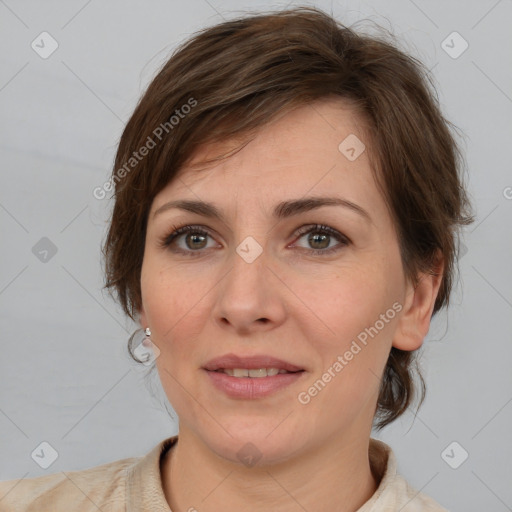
[102,6,474,429]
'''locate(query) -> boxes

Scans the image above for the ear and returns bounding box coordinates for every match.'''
[393,251,444,351]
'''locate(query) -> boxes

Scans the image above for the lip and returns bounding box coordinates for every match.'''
[204,369,305,399]
[203,353,304,372]
[203,353,305,399]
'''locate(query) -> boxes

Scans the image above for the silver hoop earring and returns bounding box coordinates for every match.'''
[130,327,158,365]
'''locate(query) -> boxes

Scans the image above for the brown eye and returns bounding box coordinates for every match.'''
[160,224,217,256]
[308,232,330,250]
[159,223,349,257]
[293,224,350,255]
[183,232,208,250]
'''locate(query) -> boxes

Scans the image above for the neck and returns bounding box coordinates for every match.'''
[161,427,380,512]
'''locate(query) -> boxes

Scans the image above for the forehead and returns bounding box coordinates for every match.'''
[152,98,378,210]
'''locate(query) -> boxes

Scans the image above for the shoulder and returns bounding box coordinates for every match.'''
[386,473,449,512]
[364,438,449,512]
[0,455,140,512]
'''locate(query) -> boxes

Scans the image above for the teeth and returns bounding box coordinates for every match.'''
[220,368,286,378]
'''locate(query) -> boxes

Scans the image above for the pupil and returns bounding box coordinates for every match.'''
[310,233,328,249]
[187,233,206,249]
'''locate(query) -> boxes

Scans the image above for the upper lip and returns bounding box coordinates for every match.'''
[203,354,304,372]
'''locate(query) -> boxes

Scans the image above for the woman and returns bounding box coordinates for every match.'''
[0,6,473,511]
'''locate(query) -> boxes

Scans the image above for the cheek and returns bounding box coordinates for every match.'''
[300,298,397,424]
[299,263,401,401]
[304,264,397,345]
[140,259,213,370]
[141,262,209,413]
[142,258,197,329]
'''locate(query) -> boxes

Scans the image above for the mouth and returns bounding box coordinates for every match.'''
[203,353,304,374]
[203,354,305,399]
[212,368,302,377]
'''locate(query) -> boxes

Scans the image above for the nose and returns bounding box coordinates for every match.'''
[211,243,287,336]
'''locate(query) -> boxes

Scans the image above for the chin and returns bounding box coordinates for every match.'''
[199,419,309,468]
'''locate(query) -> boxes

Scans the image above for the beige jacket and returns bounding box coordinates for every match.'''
[0,436,448,511]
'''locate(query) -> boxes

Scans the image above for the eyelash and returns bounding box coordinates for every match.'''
[158,223,350,257]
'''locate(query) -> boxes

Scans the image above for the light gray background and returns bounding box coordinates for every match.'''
[1,1,511,510]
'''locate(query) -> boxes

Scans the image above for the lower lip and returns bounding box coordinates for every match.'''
[204,369,305,399]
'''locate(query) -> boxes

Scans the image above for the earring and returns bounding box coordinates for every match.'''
[142,327,152,347]
[130,327,157,365]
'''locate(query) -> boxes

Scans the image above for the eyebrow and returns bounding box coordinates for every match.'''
[153,196,371,223]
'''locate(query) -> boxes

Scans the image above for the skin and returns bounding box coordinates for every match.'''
[139,97,443,512]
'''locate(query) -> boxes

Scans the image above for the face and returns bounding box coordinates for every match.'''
[139,97,427,465]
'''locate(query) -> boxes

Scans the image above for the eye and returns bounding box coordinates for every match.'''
[291,224,350,255]
[159,224,218,256]
[159,223,350,257]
